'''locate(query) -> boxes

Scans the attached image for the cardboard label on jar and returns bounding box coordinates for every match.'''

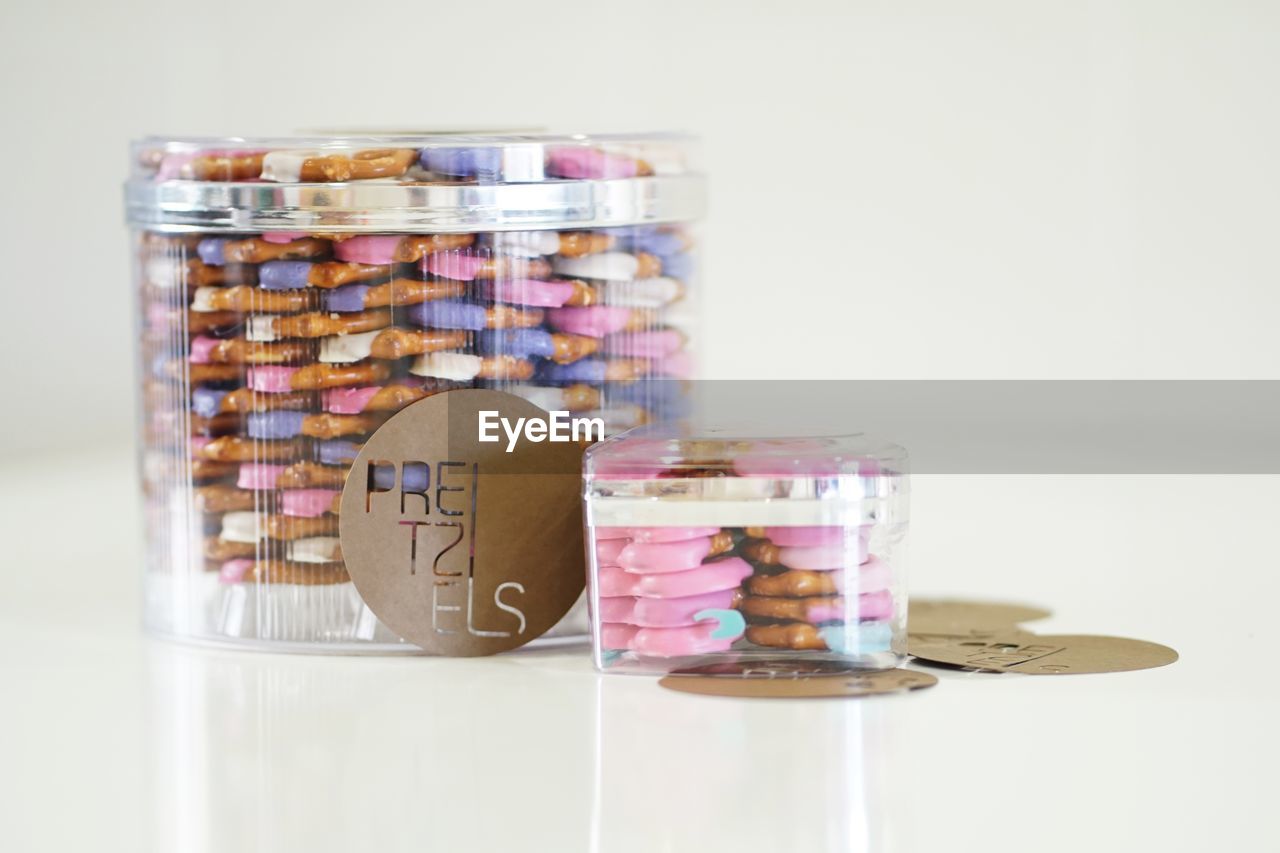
[338,389,587,656]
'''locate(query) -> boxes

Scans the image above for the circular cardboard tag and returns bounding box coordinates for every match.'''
[338,389,587,656]
[909,632,1179,674]
[659,668,938,698]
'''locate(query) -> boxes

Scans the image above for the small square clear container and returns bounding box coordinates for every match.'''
[583,429,909,673]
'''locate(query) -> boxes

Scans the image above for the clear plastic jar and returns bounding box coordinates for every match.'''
[129,133,704,652]
[583,429,909,673]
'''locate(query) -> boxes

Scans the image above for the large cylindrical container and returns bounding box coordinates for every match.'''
[127,133,704,652]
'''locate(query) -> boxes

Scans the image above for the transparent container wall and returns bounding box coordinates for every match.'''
[131,134,702,652]
[583,432,908,674]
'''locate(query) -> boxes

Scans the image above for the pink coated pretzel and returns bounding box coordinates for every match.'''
[546,306,634,338]
[600,622,738,657]
[598,587,742,628]
[334,234,476,264]
[597,558,752,599]
[280,489,342,518]
[546,147,654,179]
[603,330,685,359]
[422,252,552,282]
[617,531,734,574]
[238,461,351,491]
[484,278,601,308]
[776,544,862,571]
[238,464,285,490]
[595,538,627,565]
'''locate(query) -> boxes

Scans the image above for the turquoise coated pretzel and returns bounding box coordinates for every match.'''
[693,608,746,640]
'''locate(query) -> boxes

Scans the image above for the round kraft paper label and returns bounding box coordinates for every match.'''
[339,389,588,656]
[908,632,1179,674]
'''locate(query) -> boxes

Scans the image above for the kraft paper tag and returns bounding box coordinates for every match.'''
[338,389,586,656]
[908,632,1179,675]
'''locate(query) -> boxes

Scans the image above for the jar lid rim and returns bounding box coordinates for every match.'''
[125,174,706,232]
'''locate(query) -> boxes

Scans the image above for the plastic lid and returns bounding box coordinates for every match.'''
[125,132,704,232]
[583,426,909,527]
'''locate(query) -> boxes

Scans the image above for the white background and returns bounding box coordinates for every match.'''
[1,4,1278,852]
[2,0,1279,455]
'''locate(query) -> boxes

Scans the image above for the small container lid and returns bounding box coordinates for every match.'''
[125,132,704,232]
[583,426,909,527]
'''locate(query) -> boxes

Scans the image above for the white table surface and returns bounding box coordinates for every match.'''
[1,449,1276,853]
